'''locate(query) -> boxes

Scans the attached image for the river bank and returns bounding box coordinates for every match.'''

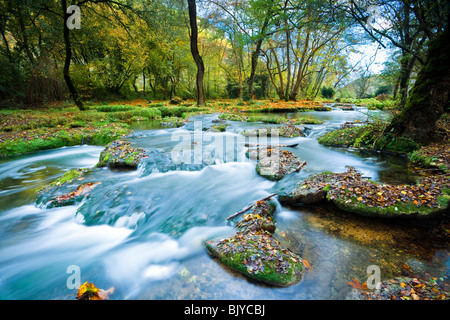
[0,100,448,300]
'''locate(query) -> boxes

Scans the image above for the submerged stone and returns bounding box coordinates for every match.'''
[96,140,148,170]
[35,168,97,208]
[47,182,101,208]
[205,200,304,287]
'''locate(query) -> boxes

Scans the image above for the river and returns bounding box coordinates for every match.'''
[0,106,448,300]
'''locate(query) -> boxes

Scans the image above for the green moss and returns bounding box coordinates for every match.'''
[96,105,136,112]
[218,113,247,121]
[319,122,419,154]
[157,106,206,118]
[125,151,139,165]
[318,125,366,147]
[331,194,445,218]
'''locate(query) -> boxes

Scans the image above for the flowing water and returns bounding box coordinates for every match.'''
[0,106,448,300]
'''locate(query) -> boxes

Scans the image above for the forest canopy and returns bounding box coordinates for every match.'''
[0,0,448,115]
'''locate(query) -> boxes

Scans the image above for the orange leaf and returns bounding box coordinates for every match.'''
[347,278,369,290]
[302,259,311,269]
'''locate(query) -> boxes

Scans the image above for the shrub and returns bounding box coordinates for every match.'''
[96,105,136,112]
[321,86,335,99]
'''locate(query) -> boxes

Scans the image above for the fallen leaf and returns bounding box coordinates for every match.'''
[347,278,369,290]
[302,259,311,269]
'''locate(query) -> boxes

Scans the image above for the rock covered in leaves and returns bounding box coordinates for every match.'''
[247,147,305,181]
[242,126,306,138]
[205,200,304,287]
[279,167,450,218]
[409,142,450,173]
[96,140,148,170]
[278,171,337,204]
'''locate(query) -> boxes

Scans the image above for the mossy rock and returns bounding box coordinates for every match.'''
[45,182,101,208]
[278,167,450,218]
[205,201,304,286]
[204,124,230,132]
[242,126,305,138]
[330,192,449,218]
[206,232,304,287]
[35,168,92,196]
[278,171,336,204]
[35,168,96,207]
[218,113,247,122]
[96,140,148,170]
[253,147,305,181]
[314,106,332,111]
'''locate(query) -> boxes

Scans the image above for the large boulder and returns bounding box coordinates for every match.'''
[205,200,304,287]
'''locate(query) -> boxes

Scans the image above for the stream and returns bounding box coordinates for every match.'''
[0,106,448,300]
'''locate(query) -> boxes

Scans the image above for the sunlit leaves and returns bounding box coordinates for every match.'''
[76,282,101,300]
[76,282,114,300]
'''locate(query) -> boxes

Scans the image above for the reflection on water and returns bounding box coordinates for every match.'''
[0,108,448,300]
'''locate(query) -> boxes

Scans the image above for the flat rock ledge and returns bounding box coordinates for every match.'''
[96,140,148,170]
[205,200,304,287]
[278,167,450,218]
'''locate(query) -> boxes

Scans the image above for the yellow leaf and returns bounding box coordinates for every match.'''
[76,282,102,300]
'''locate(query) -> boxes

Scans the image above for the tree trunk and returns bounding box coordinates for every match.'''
[386,26,450,144]
[61,0,85,111]
[397,51,417,108]
[248,14,271,98]
[289,29,310,101]
[284,21,291,101]
[248,37,264,97]
[187,0,205,106]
